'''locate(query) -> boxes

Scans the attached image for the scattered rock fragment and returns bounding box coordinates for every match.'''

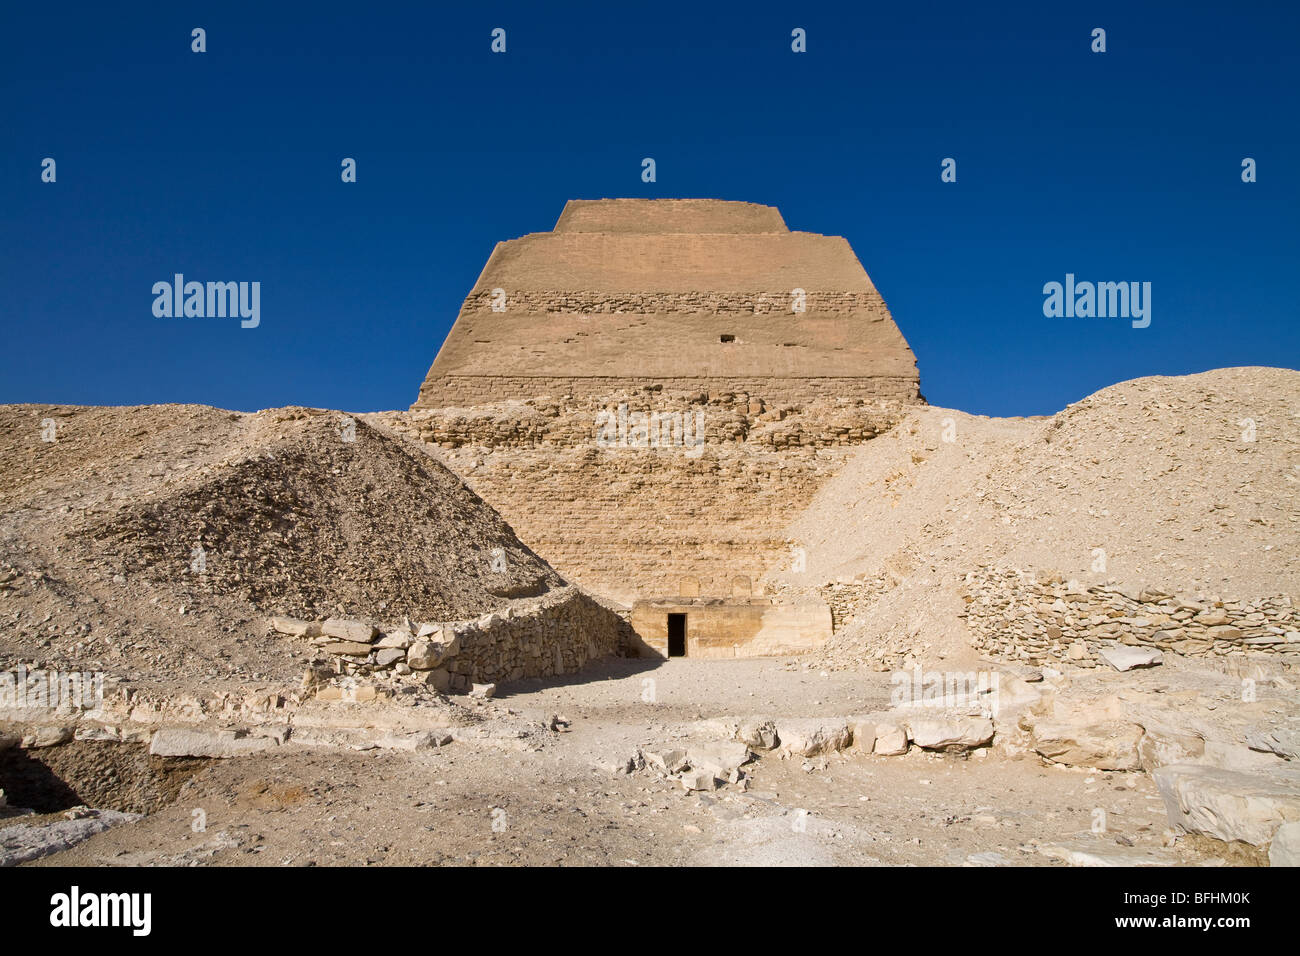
[906,716,994,751]
[422,669,451,693]
[19,725,73,749]
[321,618,379,643]
[873,722,909,756]
[1098,644,1163,672]
[642,748,688,775]
[680,767,718,791]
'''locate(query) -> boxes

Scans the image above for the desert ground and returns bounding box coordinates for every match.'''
[2,367,1298,867]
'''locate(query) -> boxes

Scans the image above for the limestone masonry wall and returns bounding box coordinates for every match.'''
[440,586,627,685]
[378,387,906,604]
[554,198,787,234]
[415,376,919,410]
[382,439,852,606]
[399,200,924,606]
[391,388,904,449]
[629,598,833,659]
[414,200,920,404]
[456,289,893,315]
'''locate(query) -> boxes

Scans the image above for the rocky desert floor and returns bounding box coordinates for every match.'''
[2,654,1281,867]
[2,367,1298,868]
[0,661,1205,867]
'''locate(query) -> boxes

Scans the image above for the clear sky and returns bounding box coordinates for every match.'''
[3,1,1297,417]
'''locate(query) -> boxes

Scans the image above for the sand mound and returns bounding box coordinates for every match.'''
[767,367,1300,667]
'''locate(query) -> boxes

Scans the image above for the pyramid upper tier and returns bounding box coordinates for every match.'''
[413,199,920,407]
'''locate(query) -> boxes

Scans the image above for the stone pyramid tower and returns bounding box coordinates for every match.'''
[391,199,922,609]
[413,199,919,409]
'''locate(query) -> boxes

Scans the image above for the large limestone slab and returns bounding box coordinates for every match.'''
[1097,644,1163,672]
[775,718,851,757]
[270,616,320,637]
[737,717,779,751]
[321,618,378,643]
[874,723,909,756]
[1030,718,1144,771]
[1137,721,1206,772]
[906,716,994,751]
[686,741,752,779]
[1247,726,1300,760]
[1270,823,1300,866]
[1154,764,1300,847]
[149,727,280,758]
[0,811,142,867]
[1039,843,1177,867]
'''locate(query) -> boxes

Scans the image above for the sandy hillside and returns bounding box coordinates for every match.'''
[0,404,564,687]
[767,366,1300,667]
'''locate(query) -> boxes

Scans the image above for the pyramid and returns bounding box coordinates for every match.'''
[413,199,919,409]
[393,200,923,606]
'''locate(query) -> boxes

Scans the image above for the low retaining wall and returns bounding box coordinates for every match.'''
[277,585,632,692]
[959,567,1298,667]
[440,587,630,685]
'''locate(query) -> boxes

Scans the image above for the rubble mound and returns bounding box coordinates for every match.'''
[0,403,565,685]
[76,407,561,620]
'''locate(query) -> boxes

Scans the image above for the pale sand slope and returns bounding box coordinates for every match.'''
[766,367,1300,667]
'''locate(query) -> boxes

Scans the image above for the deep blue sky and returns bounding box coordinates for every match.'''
[3,1,1297,416]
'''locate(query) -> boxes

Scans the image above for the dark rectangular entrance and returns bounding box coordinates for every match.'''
[667,613,686,657]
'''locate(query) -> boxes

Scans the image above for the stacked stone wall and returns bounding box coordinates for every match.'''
[282,585,630,691]
[959,567,1299,667]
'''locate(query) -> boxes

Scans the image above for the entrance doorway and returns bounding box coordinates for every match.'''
[667,613,686,657]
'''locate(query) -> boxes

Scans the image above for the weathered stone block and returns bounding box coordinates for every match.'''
[321,619,378,643]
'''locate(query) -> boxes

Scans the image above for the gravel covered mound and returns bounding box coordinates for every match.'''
[0,403,564,685]
[78,408,561,620]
